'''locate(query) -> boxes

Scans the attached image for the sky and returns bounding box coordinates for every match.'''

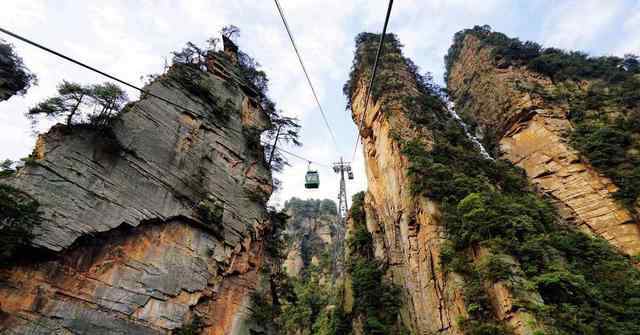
[0,0,639,208]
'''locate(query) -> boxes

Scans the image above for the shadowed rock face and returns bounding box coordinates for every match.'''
[447,34,640,256]
[282,198,342,278]
[348,44,467,335]
[0,53,273,334]
[345,34,547,335]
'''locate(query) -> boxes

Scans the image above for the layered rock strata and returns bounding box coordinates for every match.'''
[0,48,273,334]
[447,34,640,255]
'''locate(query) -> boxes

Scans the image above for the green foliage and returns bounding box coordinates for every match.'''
[265,207,289,260]
[170,27,300,185]
[445,25,640,88]
[401,110,640,334]
[344,191,405,335]
[459,319,511,335]
[312,305,352,335]
[264,115,302,174]
[284,198,338,229]
[446,25,640,212]
[27,80,127,128]
[0,184,42,266]
[172,316,203,335]
[279,267,331,333]
[168,64,230,122]
[570,119,640,211]
[0,159,15,177]
[478,255,514,283]
[196,200,223,227]
[343,32,447,123]
[0,39,37,97]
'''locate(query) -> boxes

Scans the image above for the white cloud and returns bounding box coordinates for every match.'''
[541,0,624,50]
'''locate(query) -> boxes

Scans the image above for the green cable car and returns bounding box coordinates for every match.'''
[305,163,320,189]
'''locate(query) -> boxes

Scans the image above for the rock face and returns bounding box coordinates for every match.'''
[281,198,342,278]
[447,34,640,255]
[349,49,467,334]
[346,33,549,335]
[0,47,273,334]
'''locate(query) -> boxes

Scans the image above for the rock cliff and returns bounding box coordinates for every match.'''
[344,31,640,335]
[345,33,473,335]
[281,198,342,278]
[0,41,274,334]
[446,27,640,256]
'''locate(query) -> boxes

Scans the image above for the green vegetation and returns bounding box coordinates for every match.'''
[27,80,128,128]
[172,316,203,335]
[344,31,640,334]
[284,198,338,229]
[403,120,640,334]
[344,33,448,125]
[445,25,640,87]
[346,192,406,335]
[249,205,351,335]
[0,159,15,177]
[405,96,640,334]
[570,119,640,210]
[0,39,37,98]
[171,26,301,184]
[0,184,42,266]
[196,199,224,227]
[445,25,640,211]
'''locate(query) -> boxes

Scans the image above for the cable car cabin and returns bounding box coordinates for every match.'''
[305,170,320,189]
[348,171,354,180]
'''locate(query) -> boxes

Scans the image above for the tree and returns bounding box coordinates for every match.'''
[0,159,14,177]
[89,82,128,127]
[221,25,240,43]
[28,81,89,126]
[28,80,127,128]
[172,42,207,70]
[623,54,640,73]
[0,40,37,100]
[263,114,301,173]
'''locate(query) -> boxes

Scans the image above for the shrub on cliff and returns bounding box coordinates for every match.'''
[445,25,640,86]
[403,117,640,334]
[27,80,128,129]
[171,26,302,185]
[0,40,37,99]
[0,184,42,266]
[570,120,640,210]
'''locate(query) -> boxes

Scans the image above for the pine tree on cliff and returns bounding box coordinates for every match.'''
[0,39,37,100]
[27,80,127,128]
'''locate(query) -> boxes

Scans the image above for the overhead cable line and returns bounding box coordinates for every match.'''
[0,27,206,116]
[272,0,339,150]
[267,142,332,169]
[350,0,394,162]
[0,27,332,173]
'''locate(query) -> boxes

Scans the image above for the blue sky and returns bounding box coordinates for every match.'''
[0,0,639,207]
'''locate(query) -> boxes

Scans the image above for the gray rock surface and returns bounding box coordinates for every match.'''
[0,53,273,335]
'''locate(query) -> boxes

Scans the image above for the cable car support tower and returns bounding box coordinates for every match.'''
[333,158,353,222]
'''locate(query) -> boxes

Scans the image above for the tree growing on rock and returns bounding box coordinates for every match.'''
[27,80,127,128]
[0,40,37,101]
[264,114,301,173]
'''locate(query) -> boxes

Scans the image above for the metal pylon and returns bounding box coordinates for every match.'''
[333,157,352,221]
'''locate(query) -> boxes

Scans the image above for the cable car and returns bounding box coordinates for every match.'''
[305,163,320,189]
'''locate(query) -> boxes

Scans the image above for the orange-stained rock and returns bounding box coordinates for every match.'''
[0,220,265,334]
[0,44,274,334]
[448,34,640,256]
